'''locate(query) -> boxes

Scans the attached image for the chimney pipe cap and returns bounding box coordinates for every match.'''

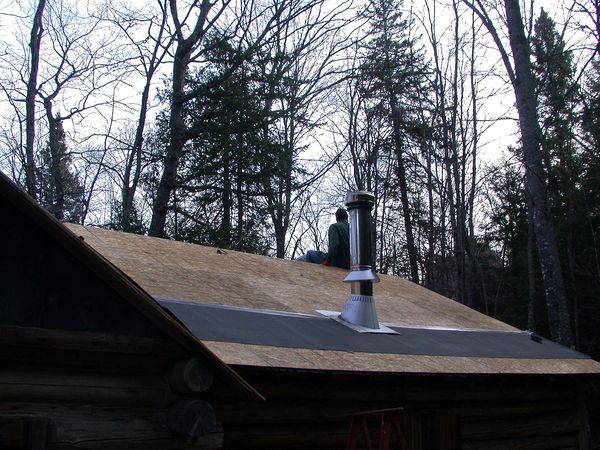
[345,191,375,209]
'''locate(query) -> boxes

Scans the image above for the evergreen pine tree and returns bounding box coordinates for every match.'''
[531,8,579,205]
[358,0,429,284]
[37,118,84,223]
[163,36,273,254]
[529,9,600,353]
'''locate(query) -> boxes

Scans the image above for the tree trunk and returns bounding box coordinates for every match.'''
[44,100,65,221]
[468,9,482,311]
[223,148,233,244]
[567,197,580,349]
[390,96,419,284]
[236,134,245,249]
[526,196,537,332]
[25,0,47,199]
[505,0,573,346]
[122,74,153,231]
[449,0,466,305]
[148,43,190,238]
[425,140,435,289]
[121,5,169,231]
[149,0,212,238]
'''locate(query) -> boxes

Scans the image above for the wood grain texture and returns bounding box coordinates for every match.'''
[65,224,513,331]
[64,224,600,376]
[0,369,177,406]
[210,368,587,450]
[0,402,221,450]
[202,340,600,375]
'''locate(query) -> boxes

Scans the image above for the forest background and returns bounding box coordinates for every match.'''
[1,0,599,359]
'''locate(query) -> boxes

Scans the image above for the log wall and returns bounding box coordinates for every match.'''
[212,368,592,450]
[0,326,223,450]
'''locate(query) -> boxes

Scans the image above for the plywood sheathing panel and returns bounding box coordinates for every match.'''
[65,224,514,331]
[64,224,600,375]
[204,341,600,375]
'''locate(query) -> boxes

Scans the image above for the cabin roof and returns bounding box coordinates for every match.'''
[64,223,600,376]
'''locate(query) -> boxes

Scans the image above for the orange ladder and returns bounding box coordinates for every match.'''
[345,407,408,450]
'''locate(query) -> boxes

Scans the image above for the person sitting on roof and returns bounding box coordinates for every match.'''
[296,207,350,269]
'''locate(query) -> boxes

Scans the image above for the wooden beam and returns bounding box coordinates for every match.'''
[0,325,188,358]
[0,402,223,450]
[576,381,592,450]
[0,369,178,407]
[0,416,49,450]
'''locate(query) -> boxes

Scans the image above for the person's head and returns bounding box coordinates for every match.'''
[335,207,348,222]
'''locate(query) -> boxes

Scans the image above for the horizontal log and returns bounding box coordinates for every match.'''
[0,402,221,450]
[214,397,576,426]
[0,325,191,376]
[226,369,578,403]
[0,325,187,358]
[463,433,578,450]
[223,423,350,449]
[462,410,579,440]
[0,348,173,376]
[0,402,169,449]
[0,369,178,406]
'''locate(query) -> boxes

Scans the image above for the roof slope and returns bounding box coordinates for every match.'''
[66,224,509,330]
[65,224,600,376]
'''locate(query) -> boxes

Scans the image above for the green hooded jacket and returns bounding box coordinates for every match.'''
[326,219,350,269]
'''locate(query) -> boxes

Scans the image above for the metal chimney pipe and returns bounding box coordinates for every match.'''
[340,191,380,329]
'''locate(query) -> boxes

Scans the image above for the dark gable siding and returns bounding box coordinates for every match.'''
[0,194,165,339]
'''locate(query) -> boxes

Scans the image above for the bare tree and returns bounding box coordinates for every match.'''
[106,0,174,231]
[24,0,46,198]
[464,0,574,346]
[149,0,263,237]
[35,0,131,220]
[148,0,351,238]
[0,0,143,224]
[257,0,355,258]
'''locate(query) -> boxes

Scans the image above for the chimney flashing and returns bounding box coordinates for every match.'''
[343,269,380,283]
[317,310,399,334]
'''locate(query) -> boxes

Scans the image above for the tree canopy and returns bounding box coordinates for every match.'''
[1,0,600,358]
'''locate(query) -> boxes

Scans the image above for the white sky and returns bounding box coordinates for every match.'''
[0,0,594,226]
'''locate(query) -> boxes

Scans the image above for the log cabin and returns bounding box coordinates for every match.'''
[1,170,599,450]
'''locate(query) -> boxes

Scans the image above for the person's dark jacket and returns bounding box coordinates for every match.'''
[326,219,350,269]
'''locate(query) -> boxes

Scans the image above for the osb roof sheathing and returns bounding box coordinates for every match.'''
[64,224,600,375]
[66,224,511,330]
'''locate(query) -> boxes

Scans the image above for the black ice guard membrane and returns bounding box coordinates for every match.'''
[156,297,588,360]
